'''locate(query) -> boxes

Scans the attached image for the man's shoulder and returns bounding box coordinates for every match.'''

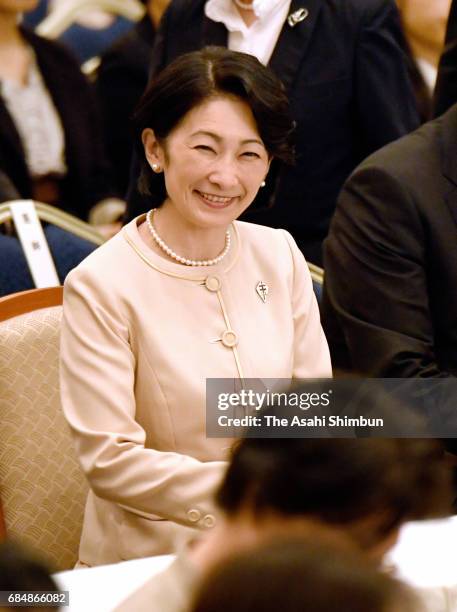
[353,110,450,181]
[333,108,457,229]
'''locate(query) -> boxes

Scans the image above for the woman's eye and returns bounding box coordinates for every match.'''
[195,145,215,153]
[241,151,261,159]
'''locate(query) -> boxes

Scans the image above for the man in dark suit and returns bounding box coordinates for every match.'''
[323,104,457,379]
[128,0,419,265]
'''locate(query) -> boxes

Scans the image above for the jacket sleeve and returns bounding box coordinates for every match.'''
[280,230,332,378]
[354,0,420,157]
[323,164,452,378]
[60,266,226,529]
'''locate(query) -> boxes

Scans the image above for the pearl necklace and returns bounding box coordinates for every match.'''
[233,0,254,10]
[146,209,231,267]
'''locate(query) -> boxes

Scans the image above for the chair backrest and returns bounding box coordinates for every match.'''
[0,200,105,246]
[307,262,324,303]
[0,288,88,570]
[0,200,103,297]
[0,287,63,322]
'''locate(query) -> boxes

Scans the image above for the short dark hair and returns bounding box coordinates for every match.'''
[190,538,417,612]
[217,387,451,547]
[132,46,295,203]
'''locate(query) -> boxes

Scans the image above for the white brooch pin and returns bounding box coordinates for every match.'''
[287,8,309,27]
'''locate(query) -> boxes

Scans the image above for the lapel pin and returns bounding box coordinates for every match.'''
[287,7,309,27]
[256,281,269,303]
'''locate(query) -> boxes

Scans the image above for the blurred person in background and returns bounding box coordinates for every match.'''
[96,0,171,198]
[0,0,121,221]
[126,0,420,266]
[117,416,451,612]
[396,0,451,121]
[189,538,419,612]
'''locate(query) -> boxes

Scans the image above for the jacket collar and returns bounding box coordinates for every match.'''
[0,94,24,162]
[268,0,322,94]
[18,25,73,162]
[0,28,34,178]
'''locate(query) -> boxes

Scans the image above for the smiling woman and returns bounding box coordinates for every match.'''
[140,96,271,260]
[59,47,332,567]
[131,47,295,264]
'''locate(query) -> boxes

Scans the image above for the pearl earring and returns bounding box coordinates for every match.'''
[152,163,161,172]
[260,180,266,188]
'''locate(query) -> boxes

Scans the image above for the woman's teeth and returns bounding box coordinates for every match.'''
[199,192,233,204]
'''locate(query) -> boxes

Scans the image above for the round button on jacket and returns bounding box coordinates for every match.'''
[221,330,238,348]
[187,509,201,523]
[203,514,216,528]
[205,276,221,292]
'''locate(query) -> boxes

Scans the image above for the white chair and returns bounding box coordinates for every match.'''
[307,261,324,303]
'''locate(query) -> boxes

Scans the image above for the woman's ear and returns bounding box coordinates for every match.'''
[142,128,165,171]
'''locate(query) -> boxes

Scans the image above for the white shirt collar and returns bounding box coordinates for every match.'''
[415,57,437,93]
[205,0,290,31]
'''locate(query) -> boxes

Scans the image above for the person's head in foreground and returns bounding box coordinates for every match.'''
[189,537,419,612]
[208,434,452,564]
[132,46,294,240]
[0,541,59,612]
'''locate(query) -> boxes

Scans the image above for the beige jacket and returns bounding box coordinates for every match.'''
[60,216,331,565]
